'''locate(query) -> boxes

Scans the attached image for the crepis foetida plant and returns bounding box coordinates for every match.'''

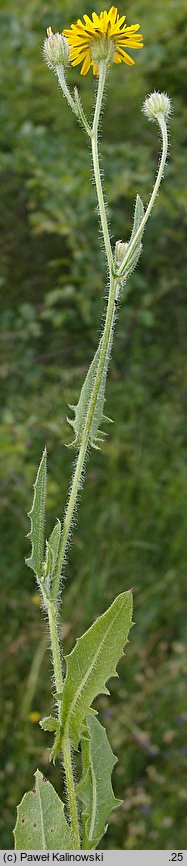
[13,6,172,851]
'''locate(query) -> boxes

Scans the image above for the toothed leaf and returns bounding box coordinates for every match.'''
[77,715,122,849]
[66,340,112,450]
[60,591,133,749]
[26,449,47,579]
[13,769,72,849]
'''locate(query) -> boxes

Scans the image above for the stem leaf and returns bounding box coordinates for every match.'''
[124,194,144,278]
[122,243,143,281]
[77,715,122,849]
[66,340,112,450]
[26,449,47,579]
[43,519,61,594]
[61,590,133,749]
[13,769,72,849]
[130,193,144,242]
[117,194,144,286]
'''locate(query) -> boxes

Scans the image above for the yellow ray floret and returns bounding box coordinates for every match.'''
[63,6,143,75]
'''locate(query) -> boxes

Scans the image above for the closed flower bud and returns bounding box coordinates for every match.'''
[43,27,70,69]
[115,240,128,262]
[143,91,172,123]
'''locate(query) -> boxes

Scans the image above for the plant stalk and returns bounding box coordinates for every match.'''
[56,64,78,116]
[117,113,168,278]
[62,729,81,849]
[46,68,116,849]
[53,65,116,599]
[91,61,113,272]
[47,600,64,719]
[47,81,169,851]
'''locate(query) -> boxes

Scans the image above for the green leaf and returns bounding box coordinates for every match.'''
[26,449,47,579]
[50,728,62,764]
[13,769,72,850]
[124,195,144,280]
[43,541,53,588]
[48,519,61,568]
[39,715,59,732]
[77,715,122,849]
[39,717,62,763]
[60,590,133,749]
[130,193,144,242]
[66,340,113,451]
[123,243,143,281]
[115,195,144,286]
[43,518,61,593]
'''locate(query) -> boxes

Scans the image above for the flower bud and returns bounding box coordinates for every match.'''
[115,240,128,262]
[142,91,172,123]
[43,27,70,69]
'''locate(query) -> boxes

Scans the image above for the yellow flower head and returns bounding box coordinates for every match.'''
[63,6,143,76]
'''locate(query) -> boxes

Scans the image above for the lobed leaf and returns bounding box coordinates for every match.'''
[13,769,72,849]
[26,449,47,579]
[77,715,122,849]
[60,590,133,749]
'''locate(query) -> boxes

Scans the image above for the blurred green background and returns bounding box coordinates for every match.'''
[0,0,187,850]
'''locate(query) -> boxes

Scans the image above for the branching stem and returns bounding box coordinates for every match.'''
[117,113,168,278]
[44,72,169,851]
[45,66,115,849]
[53,63,116,601]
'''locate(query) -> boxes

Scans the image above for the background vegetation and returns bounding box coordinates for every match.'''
[0,0,187,850]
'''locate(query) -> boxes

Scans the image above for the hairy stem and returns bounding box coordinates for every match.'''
[56,67,91,136]
[48,73,117,846]
[47,600,64,718]
[117,113,168,278]
[91,61,113,272]
[56,64,78,116]
[62,730,81,849]
[53,66,115,601]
